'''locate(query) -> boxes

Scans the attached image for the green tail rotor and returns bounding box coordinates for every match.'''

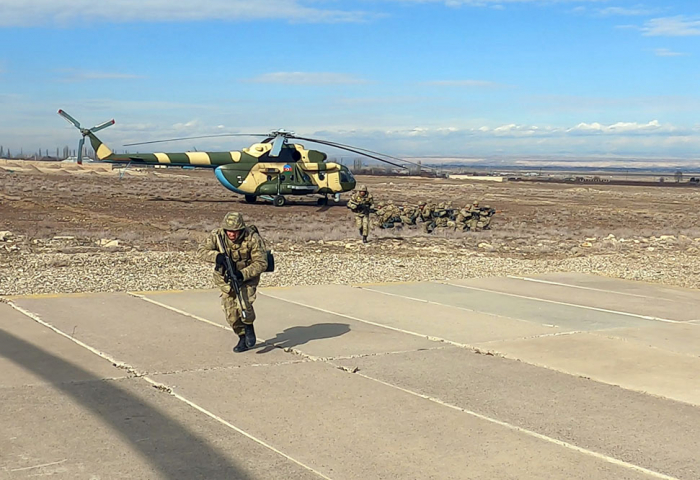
[58,109,115,164]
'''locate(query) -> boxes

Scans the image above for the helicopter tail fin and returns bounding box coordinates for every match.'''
[86,131,114,160]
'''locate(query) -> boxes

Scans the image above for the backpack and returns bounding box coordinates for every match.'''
[248,225,275,273]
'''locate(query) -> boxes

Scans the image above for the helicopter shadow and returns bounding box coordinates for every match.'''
[256,323,351,354]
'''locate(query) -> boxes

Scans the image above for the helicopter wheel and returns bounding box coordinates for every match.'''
[273,195,286,207]
[317,197,329,206]
[244,195,257,204]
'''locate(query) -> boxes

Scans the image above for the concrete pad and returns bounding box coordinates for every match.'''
[1,378,318,480]
[450,276,699,322]
[138,289,437,358]
[152,361,653,480]
[591,323,700,357]
[336,348,700,480]
[0,303,126,387]
[10,293,292,374]
[365,282,655,331]
[527,272,700,304]
[478,333,700,406]
[263,284,565,345]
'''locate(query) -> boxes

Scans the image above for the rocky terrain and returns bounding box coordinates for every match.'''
[1,160,699,295]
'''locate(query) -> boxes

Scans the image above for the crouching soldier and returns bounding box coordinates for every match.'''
[197,212,269,353]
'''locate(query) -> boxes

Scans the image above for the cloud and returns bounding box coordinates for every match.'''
[641,16,700,36]
[598,6,659,17]
[58,70,144,82]
[653,48,686,57]
[244,72,367,85]
[423,79,503,88]
[0,0,374,27]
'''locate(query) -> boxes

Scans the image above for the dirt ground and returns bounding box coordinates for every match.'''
[1,160,700,294]
[1,161,699,250]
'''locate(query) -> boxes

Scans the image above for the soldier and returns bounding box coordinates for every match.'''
[468,200,481,231]
[479,204,495,230]
[347,185,374,242]
[197,212,269,353]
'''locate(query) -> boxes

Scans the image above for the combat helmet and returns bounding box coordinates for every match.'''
[358,185,368,193]
[221,212,246,231]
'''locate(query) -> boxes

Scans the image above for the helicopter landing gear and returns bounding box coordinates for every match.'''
[317,196,329,206]
[273,195,286,207]
[244,195,257,204]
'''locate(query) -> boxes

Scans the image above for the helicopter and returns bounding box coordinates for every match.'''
[58,109,427,206]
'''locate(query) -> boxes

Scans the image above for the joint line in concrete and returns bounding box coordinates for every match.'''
[442,282,683,324]
[346,370,680,480]
[507,276,652,298]
[6,301,334,480]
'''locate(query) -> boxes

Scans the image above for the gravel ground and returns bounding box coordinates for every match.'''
[1,246,698,296]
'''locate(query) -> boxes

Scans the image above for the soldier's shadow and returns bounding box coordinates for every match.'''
[256,323,351,354]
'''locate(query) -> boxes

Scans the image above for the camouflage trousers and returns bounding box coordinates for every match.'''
[220,284,257,336]
[355,214,371,237]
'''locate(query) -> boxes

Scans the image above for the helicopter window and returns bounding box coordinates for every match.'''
[267,175,272,181]
[340,172,351,183]
[303,174,310,182]
[290,175,294,180]
[292,150,302,161]
[318,173,325,180]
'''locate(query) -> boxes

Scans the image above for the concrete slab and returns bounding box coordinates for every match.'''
[477,332,700,406]
[1,375,318,480]
[152,361,653,480]
[590,323,700,357]
[0,303,126,387]
[450,276,699,322]
[137,289,437,358]
[263,284,565,345]
[336,348,700,480]
[364,282,656,331]
[10,293,292,374]
[525,272,700,304]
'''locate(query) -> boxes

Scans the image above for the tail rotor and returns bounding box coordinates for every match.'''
[58,109,115,164]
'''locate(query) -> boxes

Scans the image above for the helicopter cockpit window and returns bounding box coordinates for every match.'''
[340,171,353,183]
[267,175,272,181]
[318,172,325,180]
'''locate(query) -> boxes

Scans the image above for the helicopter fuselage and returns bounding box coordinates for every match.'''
[86,132,357,204]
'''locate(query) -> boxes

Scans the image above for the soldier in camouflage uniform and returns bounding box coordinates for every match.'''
[347,185,374,242]
[197,212,269,353]
[479,204,495,230]
[468,200,481,231]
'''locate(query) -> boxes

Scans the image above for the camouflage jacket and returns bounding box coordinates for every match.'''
[347,192,374,215]
[197,227,268,293]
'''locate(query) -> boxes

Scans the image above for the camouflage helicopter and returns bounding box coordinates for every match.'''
[58,109,425,206]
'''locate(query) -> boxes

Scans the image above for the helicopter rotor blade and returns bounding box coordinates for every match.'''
[91,119,116,133]
[306,138,434,172]
[293,135,434,172]
[294,136,406,169]
[77,136,85,165]
[269,135,285,157]
[58,109,81,129]
[123,133,269,147]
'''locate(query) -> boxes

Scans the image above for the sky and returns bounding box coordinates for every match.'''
[0,0,699,165]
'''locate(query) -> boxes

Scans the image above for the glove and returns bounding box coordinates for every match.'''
[234,270,244,282]
[215,253,227,269]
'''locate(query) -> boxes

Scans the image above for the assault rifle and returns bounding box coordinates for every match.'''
[215,232,248,320]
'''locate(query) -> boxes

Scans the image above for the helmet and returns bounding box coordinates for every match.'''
[377,202,385,208]
[418,201,426,206]
[358,185,368,193]
[472,200,479,206]
[221,212,246,231]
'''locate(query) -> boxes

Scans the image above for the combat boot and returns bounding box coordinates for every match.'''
[233,335,249,353]
[244,324,256,348]
[362,235,368,243]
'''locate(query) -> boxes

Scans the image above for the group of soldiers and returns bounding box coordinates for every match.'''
[347,185,496,241]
